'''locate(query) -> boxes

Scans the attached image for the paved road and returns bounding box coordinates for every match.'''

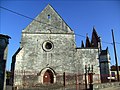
[6,85,120,90]
[99,86,120,90]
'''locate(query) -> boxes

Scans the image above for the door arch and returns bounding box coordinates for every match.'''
[39,67,56,84]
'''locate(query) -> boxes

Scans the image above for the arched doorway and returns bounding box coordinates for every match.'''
[38,67,56,84]
[43,70,54,84]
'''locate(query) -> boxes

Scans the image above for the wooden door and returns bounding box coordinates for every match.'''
[43,70,53,84]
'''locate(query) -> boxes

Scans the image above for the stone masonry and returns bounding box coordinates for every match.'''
[11,4,101,88]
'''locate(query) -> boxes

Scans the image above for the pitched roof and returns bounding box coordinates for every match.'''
[100,47,108,56]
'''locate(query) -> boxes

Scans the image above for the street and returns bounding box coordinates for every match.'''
[99,86,120,90]
[6,85,120,90]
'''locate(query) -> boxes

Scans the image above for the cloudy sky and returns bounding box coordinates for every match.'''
[0,0,120,70]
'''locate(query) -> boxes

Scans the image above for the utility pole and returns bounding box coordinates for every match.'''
[111,29,119,81]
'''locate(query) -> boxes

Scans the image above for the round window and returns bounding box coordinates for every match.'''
[45,42,52,49]
[43,41,53,51]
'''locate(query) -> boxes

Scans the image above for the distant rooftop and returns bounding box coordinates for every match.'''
[100,47,109,56]
[100,50,107,55]
[111,65,120,71]
[0,34,11,39]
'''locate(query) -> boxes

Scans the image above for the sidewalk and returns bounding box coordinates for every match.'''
[99,86,120,90]
[6,85,120,90]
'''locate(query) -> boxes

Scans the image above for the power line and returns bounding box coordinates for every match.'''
[0,6,47,25]
[75,34,86,38]
[116,42,120,45]
[0,6,86,37]
[75,34,113,45]
[0,6,119,45]
[102,41,113,45]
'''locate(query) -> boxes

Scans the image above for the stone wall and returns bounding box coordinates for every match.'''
[14,33,76,86]
[12,4,101,88]
[75,48,100,83]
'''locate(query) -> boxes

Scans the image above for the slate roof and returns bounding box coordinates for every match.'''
[100,47,108,56]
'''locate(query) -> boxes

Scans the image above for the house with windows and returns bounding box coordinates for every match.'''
[110,65,120,81]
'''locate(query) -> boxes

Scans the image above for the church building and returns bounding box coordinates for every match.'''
[11,4,110,88]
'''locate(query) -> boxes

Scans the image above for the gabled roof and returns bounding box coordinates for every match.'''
[23,4,73,34]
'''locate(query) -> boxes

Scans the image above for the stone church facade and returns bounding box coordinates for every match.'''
[11,4,110,88]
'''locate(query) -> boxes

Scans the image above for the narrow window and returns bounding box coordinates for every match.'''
[48,15,51,19]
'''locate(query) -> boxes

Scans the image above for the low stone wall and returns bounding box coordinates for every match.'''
[93,82,120,90]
